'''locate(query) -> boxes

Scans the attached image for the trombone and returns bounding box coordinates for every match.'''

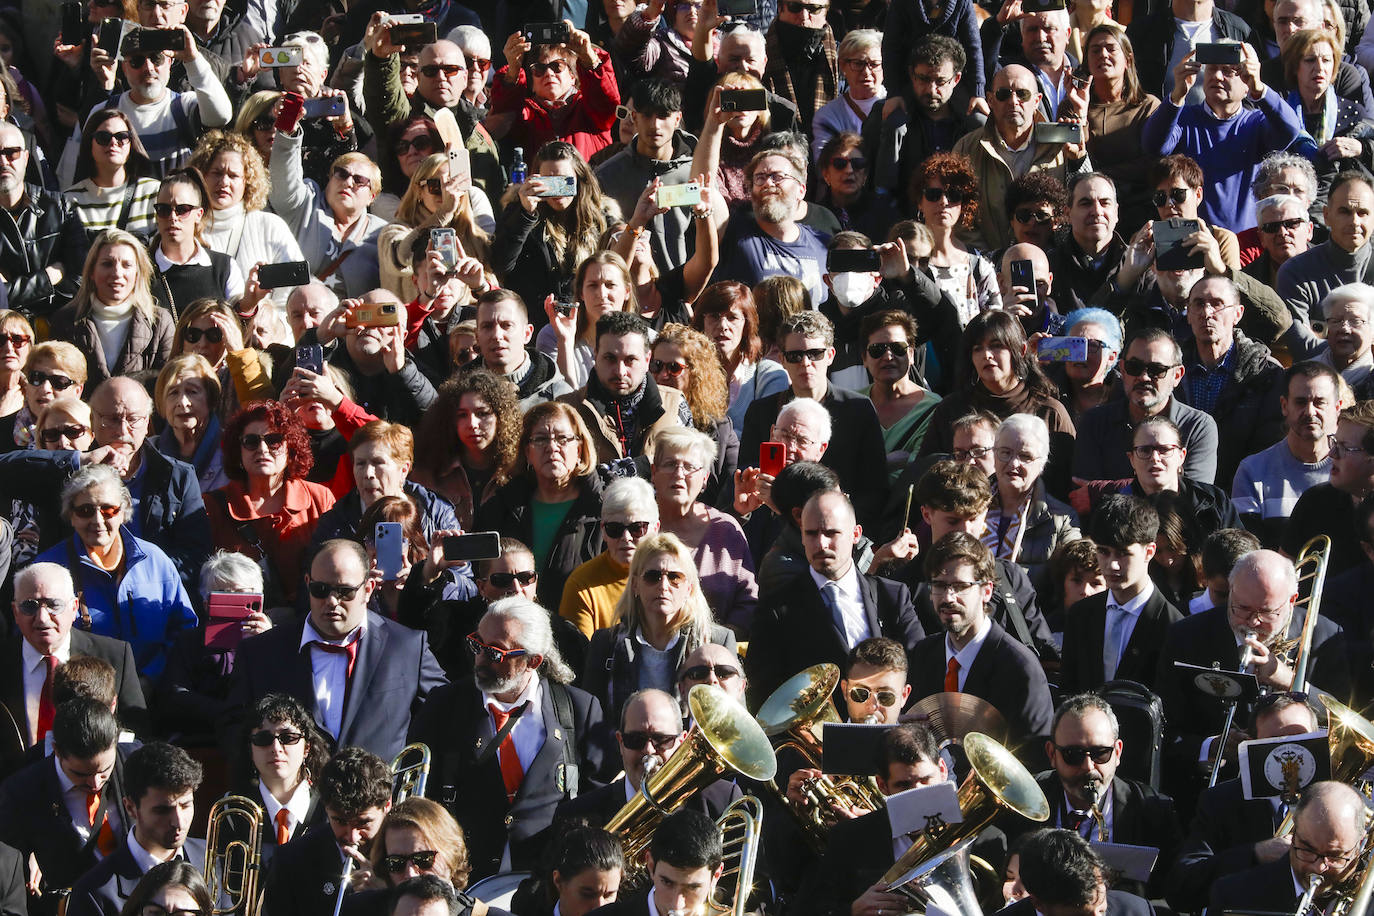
[712,795,765,916]
[205,796,265,916]
[391,743,431,804]
[1289,535,1332,695]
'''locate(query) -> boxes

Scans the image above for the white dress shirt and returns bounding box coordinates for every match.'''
[21,637,71,745]
[1056,783,1114,839]
[943,616,993,691]
[54,756,121,855]
[126,826,185,873]
[258,779,314,842]
[811,564,871,651]
[1103,582,1154,681]
[483,674,547,776]
[1188,590,1217,615]
[299,618,366,739]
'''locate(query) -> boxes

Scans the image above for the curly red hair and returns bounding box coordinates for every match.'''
[913,152,979,229]
[221,400,314,483]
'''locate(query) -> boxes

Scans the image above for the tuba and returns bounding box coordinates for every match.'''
[391,742,431,804]
[205,796,264,916]
[712,795,765,916]
[1275,695,1374,838]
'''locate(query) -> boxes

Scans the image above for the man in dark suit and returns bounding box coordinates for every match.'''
[908,533,1054,752]
[263,748,392,916]
[0,698,129,916]
[65,742,206,916]
[229,538,447,761]
[410,597,614,880]
[586,809,724,916]
[1208,781,1366,916]
[1001,829,1154,916]
[1166,693,1319,913]
[1060,495,1182,694]
[556,688,738,827]
[746,490,924,708]
[0,562,147,777]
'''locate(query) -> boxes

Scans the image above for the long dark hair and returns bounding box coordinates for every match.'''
[75,108,155,184]
[380,116,443,196]
[958,309,1058,401]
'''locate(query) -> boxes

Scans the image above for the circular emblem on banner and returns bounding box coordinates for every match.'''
[1193,671,1242,698]
[1263,743,1318,794]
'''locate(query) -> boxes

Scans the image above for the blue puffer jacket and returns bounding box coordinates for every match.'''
[38,529,199,680]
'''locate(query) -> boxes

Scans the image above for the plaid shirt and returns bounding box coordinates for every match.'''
[763,21,838,131]
[1185,343,1235,416]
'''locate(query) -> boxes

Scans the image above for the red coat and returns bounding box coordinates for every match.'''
[206,478,336,603]
[490,46,620,163]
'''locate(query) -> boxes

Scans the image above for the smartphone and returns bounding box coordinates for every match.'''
[138,28,185,53]
[1037,336,1089,362]
[205,592,263,651]
[431,227,458,269]
[1033,122,1083,145]
[534,174,577,197]
[259,45,304,68]
[553,299,576,316]
[1009,258,1035,295]
[720,88,768,112]
[1194,42,1244,65]
[656,182,703,209]
[295,343,324,375]
[346,302,403,328]
[524,21,570,44]
[385,12,425,24]
[827,247,881,273]
[442,531,503,563]
[302,95,345,119]
[258,260,310,289]
[390,21,437,45]
[61,2,85,46]
[760,441,786,477]
[98,18,125,57]
[447,146,473,191]
[275,91,305,133]
[1154,217,1203,271]
[375,522,406,581]
[717,0,757,14]
[1021,0,1067,10]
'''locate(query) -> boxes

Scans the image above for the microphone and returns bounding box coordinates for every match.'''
[1239,628,1256,673]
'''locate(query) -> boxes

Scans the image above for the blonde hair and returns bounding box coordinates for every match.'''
[155,354,222,418]
[395,153,491,266]
[69,230,158,323]
[333,152,382,195]
[25,341,87,385]
[189,130,270,213]
[174,298,246,359]
[616,533,714,646]
[36,396,92,432]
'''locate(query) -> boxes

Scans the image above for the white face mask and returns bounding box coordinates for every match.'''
[831,272,877,309]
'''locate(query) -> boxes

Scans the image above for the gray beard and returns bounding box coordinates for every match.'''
[474,667,526,696]
[757,196,791,224]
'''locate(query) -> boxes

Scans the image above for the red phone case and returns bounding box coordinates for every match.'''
[760,442,786,477]
[205,592,263,651]
[275,93,304,133]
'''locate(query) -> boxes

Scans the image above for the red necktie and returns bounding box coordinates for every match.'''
[86,791,116,855]
[488,704,526,803]
[36,654,58,742]
[275,808,291,846]
[314,638,361,709]
[944,657,960,693]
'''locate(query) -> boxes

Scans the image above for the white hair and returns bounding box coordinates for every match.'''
[15,562,75,600]
[61,465,130,520]
[199,550,265,601]
[485,597,575,684]
[1321,283,1374,318]
[776,397,832,445]
[602,477,660,522]
[649,426,719,471]
[997,413,1050,459]
[282,31,329,73]
[1228,549,1299,597]
[837,28,881,60]
[447,24,491,60]
[1257,193,1309,221]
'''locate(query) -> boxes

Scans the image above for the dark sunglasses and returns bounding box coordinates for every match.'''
[385,851,439,874]
[923,186,964,204]
[466,58,491,71]
[604,520,653,538]
[252,115,274,131]
[421,177,446,195]
[41,425,88,444]
[420,63,463,77]
[847,685,899,707]
[529,59,569,76]
[125,52,167,69]
[183,326,224,344]
[249,730,305,747]
[241,432,286,451]
[620,731,680,751]
[154,202,199,218]
[27,370,77,391]
[17,597,66,616]
[0,147,22,162]
[1260,217,1307,234]
[394,135,436,155]
[0,332,29,348]
[73,503,121,519]
[649,359,686,377]
[642,568,687,586]
[782,347,828,364]
[783,0,828,11]
[307,580,363,601]
[993,87,1033,102]
[332,167,372,188]
[483,570,537,588]
[1014,208,1054,225]
[681,663,740,681]
[866,341,909,359]
[466,632,529,663]
[830,156,866,171]
[1053,744,1115,765]
[1151,188,1191,207]
[1120,357,1177,378]
[93,130,132,146]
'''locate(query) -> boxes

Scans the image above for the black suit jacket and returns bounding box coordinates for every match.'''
[0,631,148,777]
[408,678,614,880]
[1206,857,1301,916]
[1165,777,1285,914]
[794,808,893,916]
[587,889,650,916]
[1059,588,1184,695]
[745,571,924,708]
[995,890,1154,916]
[908,621,1054,754]
[906,558,1059,661]
[227,611,447,761]
[65,839,207,916]
[555,776,741,827]
[262,823,349,916]
[0,843,22,916]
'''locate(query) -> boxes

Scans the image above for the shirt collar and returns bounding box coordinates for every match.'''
[484,671,542,714]
[153,243,213,271]
[1191,342,1236,374]
[259,778,313,826]
[299,615,367,651]
[944,615,993,669]
[22,635,71,671]
[634,629,682,653]
[1107,580,1154,616]
[809,563,860,599]
[54,754,80,795]
[127,826,182,872]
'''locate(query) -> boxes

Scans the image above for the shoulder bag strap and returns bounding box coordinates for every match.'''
[65,538,92,631]
[114,182,137,231]
[473,701,529,767]
[209,490,285,599]
[316,246,356,282]
[997,565,1037,654]
[548,681,580,799]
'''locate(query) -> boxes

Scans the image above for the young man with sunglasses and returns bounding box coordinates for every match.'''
[1144,155,1241,271]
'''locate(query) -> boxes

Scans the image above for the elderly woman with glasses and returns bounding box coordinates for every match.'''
[650,324,737,506]
[580,532,735,724]
[813,132,901,240]
[151,169,246,314]
[35,464,197,679]
[560,477,661,639]
[64,108,161,249]
[375,117,446,220]
[14,341,85,450]
[154,354,228,493]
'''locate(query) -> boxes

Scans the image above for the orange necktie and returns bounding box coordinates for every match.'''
[275,808,291,846]
[944,657,960,693]
[86,791,116,855]
[488,704,526,803]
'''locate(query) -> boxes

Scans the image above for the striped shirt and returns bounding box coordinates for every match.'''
[63,178,159,241]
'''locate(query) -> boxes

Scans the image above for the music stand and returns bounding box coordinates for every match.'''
[1174,662,1260,787]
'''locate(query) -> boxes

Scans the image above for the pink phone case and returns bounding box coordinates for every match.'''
[205,592,263,651]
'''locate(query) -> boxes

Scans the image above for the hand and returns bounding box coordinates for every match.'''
[875,240,910,280]
[1062,72,1091,120]
[26,853,40,896]
[872,529,919,566]
[732,466,764,515]
[517,176,546,213]
[566,22,598,68]
[1171,50,1199,105]
[174,25,198,62]
[997,0,1025,23]
[1004,283,1037,318]
[703,86,726,130]
[1246,633,1295,689]
[241,611,273,635]
[786,768,823,806]
[452,253,487,292]
[967,96,990,117]
[365,12,401,58]
[882,95,906,119]
[90,44,116,89]
[1061,115,1089,160]
[645,0,667,21]
[285,366,346,411]
[1117,221,1155,287]
[1240,43,1264,99]
[632,177,668,229]
[503,31,531,77]
[1324,136,1364,160]
[241,264,270,314]
[85,445,132,476]
[1254,835,1292,864]
[54,36,86,69]
[852,884,910,916]
[1204,725,1250,770]
[422,528,468,582]
[317,301,354,344]
[691,171,716,220]
[238,42,268,82]
[343,845,375,890]
[1187,227,1227,276]
[381,325,407,374]
[325,89,352,132]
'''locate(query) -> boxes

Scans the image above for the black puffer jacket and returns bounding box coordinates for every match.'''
[0,183,83,317]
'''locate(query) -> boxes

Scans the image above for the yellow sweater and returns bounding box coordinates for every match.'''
[559,552,630,638]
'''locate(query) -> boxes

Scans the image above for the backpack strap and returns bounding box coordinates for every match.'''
[996,565,1036,655]
[114,181,137,231]
[548,681,580,800]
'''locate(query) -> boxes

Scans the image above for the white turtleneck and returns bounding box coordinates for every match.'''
[89,296,135,364]
[204,202,306,302]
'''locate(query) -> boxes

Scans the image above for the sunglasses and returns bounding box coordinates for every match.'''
[642,568,687,586]
[993,87,1033,102]
[306,580,363,601]
[73,503,121,519]
[394,135,436,156]
[332,167,372,189]
[241,432,286,451]
[783,347,828,364]
[1053,744,1115,765]
[249,730,305,747]
[923,186,964,204]
[466,58,491,71]
[125,52,167,69]
[830,156,866,171]
[783,0,828,11]
[17,597,66,616]
[420,63,463,77]
[603,520,653,538]
[529,59,569,76]
[620,731,680,751]
[154,202,199,218]
[866,341,909,359]
[681,663,741,681]
[1120,357,1177,378]
[1151,187,1191,207]
[421,177,447,195]
[27,369,77,391]
[615,104,631,120]
[483,570,537,588]
[847,685,899,707]
[0,147,22,162]
[1014,208,1054,225]
[94,130,131,146]
[183,326,224,344]
[0,332,29,349]
[252,116,274,131]
[1260,217,1307,234]
[41,425,88,444]
[466,632,529,664]
[385,851,439,874]
[649,359,686,377]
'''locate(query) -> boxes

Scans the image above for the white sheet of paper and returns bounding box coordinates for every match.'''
[885,781,962,838]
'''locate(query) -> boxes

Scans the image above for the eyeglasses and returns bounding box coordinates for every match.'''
[466,632,530,664]
[830,155,867,171]
[843,58,881,71]
[307,580,363,601]
[995,447,1042,464]
[1120,358,1177,378]
[1330,315,1368,330]
[96,411,148,429]
[993,87,1034,102]
[752,171,799,188]
[620,731,681,751]
[394,135,436,156]
[603,520,653,539]
[154,202,199,218]
[183,325,224,344]
[649,358,686,377]
[140,906,203,916]
[929,579,983,595]
[529,433,579,449]
[529,59,569,76]
[28,370,77,391]
[0,332,28,350]
[72,503,121,520]
[847,685,899,707]
[137,0,184,8]
[482,570,537,588]
[241,432,286,451]
[0,147,22,162]
[466,57,491,71]
[384,851,439,874]
[1053,744,1115,765]
[1328,435,1370,458]
[93,130,131,147]
[775,430,818,450]
[953,445,992,461]
[41,425,89,444]
[125,52,168,69]
[249,730,305,747]
[782,347,828,364]
[641,568,687,586]
[783,0,828,11]
[1260,217,1307,233]
[1014,208,1054,225]
[923,186,965,204]
[332,167,372,189]
[866,341,910,359]
[1151,188,1192,207]
[656,460,704,477]
[17,597,67,616]
[420,63,464,78]
[1130,443,1182,459]
[681,663,740,681]
[1292,837,1361,867]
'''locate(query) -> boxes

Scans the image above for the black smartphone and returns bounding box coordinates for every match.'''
[295,343,324,375]
[98,18,124,56]
[1153,217,1203,271]
[553,299,576,316]
[1010,258,1036,294]
[524,21,570,44]
[302,96,346,119]
[827,248,880,273]
[390,22,437,45]
[720,88,768,112]
[1033,122,1083,145]
[258,260,310,289]
[1021,0,1067,10]
[1194,42,1244,65]
[138,28,186,53]
[443,531,503,562]
[62,2,85,46]
[717,0,757,14]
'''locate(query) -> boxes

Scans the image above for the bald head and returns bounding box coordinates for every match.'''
[1229,549,1299,598]
[989,66,1040,140]
[1002,243,1050,275]
[417,40,466,108]
[621,688,682,733]
[90,377,153,454]
[992,64,1037,92]
[1297,781,1365,832]
[361,289,404,305]
[678,643,746,702]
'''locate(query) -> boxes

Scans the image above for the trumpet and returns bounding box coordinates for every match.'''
[390,743,431,804]
[205,796,264,916]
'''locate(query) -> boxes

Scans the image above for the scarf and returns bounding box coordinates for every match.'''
[718,121,765,204]
[776,18,824,62]
[1288,87,1339,145]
